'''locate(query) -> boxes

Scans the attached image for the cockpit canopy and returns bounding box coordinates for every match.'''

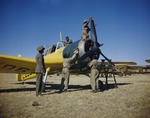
[45,41,65,56]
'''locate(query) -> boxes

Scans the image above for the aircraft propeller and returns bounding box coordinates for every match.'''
[78,18,114,66]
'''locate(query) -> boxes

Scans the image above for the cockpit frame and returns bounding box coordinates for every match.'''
[45,41,65,56]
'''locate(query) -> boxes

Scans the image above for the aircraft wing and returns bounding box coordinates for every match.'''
[115,64,129,68]
[128,65,143,68]
[0,54,35,74]
[0,43,65,81]
[127,65,144,73]
[97,61,137,65]
[145,59,150,63]
[112,61,136,65]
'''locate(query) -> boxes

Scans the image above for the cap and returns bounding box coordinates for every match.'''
[32,101,39,106]
[66,36,69,39]
[83,20,87,23]
[37,45,45,51]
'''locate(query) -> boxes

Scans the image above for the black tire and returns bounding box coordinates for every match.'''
[98,80,103,89]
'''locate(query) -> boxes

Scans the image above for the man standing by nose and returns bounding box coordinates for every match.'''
[60,48,79,92]
[35,45,46,97]
[88,54,100,93]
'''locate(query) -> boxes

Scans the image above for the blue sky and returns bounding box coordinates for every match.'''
[0,0,150,65]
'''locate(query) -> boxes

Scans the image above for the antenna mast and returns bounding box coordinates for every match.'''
[60,31,62,41]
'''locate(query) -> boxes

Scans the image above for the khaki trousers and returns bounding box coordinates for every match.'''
[60,68,70,91]
[90,69,99,90]
[81,30,90,41]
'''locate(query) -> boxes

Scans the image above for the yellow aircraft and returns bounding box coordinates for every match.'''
[0,19,114,90]
[125,59,150,74]
[145,59,150,63]
[113,62,137,76]
[127,65,144,74]
[97,61,136,77]
[128,65,150,74]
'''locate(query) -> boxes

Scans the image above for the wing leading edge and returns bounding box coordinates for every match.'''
[0,54,35,74]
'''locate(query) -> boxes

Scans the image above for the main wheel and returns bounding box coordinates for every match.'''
[98,80,103,89]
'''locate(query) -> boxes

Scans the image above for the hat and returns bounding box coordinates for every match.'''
[66,36,69,39]
[32,101,39,106]
[37,45,45,51]
[83,20,87,23]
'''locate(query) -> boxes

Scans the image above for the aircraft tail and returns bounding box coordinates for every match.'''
[16,73,36,81]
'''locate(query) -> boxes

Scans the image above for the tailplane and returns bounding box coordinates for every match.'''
[16,73,36,81]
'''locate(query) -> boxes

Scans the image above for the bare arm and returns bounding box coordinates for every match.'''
[65,39,72,44]
[68,48,79,61]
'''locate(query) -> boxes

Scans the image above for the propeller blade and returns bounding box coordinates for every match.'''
[78,48,100,63]
[90,19,98,48]
[100,51,115,66]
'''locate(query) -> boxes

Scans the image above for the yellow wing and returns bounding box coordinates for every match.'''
[0,46,64,81]
[0,54,37,81]
[0,54,35,74]
[145,59,150,63]
[97,61,137,65]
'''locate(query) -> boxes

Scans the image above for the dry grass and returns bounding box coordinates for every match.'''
[0,73,150,118]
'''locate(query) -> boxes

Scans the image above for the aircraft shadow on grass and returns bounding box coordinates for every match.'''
[0,82,132,93]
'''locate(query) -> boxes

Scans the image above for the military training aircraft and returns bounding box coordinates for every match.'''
[145,59,150,63]
[128,65,150,74]
[97,60,137,76]
[0,18,115,90]
[122,59,150,74]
